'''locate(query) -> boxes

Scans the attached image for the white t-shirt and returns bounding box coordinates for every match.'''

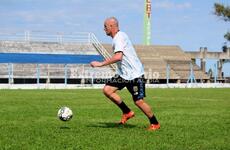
[112,31,144,80]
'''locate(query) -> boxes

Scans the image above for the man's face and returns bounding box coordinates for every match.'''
[104,21,112,36]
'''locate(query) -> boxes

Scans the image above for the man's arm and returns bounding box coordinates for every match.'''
[90,52,123,67]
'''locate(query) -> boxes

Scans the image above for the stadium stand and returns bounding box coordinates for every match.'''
[0,32,115,84]
[102,44,210,83]
[0,31,210,85]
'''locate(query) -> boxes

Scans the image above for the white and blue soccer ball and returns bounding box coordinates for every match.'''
[57,106,73,121]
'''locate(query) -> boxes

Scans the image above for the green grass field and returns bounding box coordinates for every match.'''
[0,88,229,150]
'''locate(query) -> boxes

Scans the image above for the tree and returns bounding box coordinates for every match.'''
[214,3,230,41]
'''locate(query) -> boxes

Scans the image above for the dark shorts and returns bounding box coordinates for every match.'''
[105,74,146,101]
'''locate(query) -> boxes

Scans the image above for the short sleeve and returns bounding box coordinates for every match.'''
[113,33,125,53]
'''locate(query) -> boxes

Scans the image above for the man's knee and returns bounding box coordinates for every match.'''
[134,99,145,106]
[103,86,113,97]
[103,86,109,96]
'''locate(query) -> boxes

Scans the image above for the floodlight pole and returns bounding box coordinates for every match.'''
[144,0,151,45]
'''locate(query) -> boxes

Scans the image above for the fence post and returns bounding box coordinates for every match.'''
[8,63,13,84]
[187,62,197,83]
[24,30,30,42]
[8,63,10,84]
[214,62,217,83]
[166,64,170,84]
[47,64,50,84]
[88,33,91,44]
[64,64,67,85]
[36,64,40,85]
[58,33,63,44]
[91,69,94,86]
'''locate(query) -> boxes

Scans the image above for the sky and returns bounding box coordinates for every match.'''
[0,0,230,76]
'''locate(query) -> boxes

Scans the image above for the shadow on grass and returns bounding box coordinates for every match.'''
[87,122,136,129]
[59,126,71,129]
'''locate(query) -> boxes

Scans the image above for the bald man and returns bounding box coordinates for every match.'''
[90,17,160,131]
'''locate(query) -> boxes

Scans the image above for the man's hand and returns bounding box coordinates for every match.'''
[90,61,103,67]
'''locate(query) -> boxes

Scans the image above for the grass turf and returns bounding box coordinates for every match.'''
[0,88,229,150]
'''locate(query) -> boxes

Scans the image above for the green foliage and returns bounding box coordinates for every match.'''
[0,89,229,150]
[214,3,230,41]
[214,3,230,21]
[224,32,230,41]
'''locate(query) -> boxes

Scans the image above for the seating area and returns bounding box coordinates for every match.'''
[0,39,210,84]
[0,63,113,78]
[0,41,114,84]
[0,41,97,54]
[102,44,210,83]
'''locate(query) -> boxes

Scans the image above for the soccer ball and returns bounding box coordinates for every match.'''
[57,106,73,121]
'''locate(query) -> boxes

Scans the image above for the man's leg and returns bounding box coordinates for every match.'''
[134,99,160,130]
[103,85,121,105]
[103,85,134,124]
[126,76,160,130]
[134,99,153,118]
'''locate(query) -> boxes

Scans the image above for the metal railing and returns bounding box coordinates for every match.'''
[89,33,116,70]
[0,31,91,43]
[1,63,114,85]
[0,31,116,70]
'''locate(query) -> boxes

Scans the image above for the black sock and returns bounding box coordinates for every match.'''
[117,101,131,114]
[149,115,159,125]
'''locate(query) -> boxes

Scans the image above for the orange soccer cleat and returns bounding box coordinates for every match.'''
[119,111,135,124]
[147,124,160,131]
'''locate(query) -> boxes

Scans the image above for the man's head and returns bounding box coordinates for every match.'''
[104,17,119,37]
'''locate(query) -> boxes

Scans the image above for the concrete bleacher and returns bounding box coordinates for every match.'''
[0,41,97,55]
[4,63,114,79]
[0,30,209,84]
[0,40,114,84]
[168,60,208,80]
[102,44,209,83]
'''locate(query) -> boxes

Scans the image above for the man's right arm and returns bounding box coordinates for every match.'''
[90,51,123,67]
